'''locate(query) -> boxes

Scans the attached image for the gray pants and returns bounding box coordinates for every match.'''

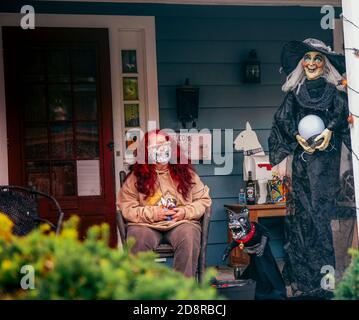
[127,223,201,277]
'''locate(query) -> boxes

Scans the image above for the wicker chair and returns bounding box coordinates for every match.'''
[0,185,64,236]
[117,171,211,282]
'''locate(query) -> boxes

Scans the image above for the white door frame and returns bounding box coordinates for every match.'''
[0,13,160,193]
[341,0,359,241]
[333,16,359,244]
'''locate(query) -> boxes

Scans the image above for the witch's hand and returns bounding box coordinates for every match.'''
[243,247,257,255]
[314,129,332,151]
[255,236,268,257]
[296,134,315,153]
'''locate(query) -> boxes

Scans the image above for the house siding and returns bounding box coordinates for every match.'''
[155,6,333,265]
[0,2,336,265]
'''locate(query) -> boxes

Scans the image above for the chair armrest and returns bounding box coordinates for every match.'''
[29,188,64,235]
[200,207,211,245]
[116,210,127,244]
[198,206,212,281]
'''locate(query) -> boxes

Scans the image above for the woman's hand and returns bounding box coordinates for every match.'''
[172,207,186,222]
[314,128,332,151]
[156,207,175,221]
[296,134,315,153]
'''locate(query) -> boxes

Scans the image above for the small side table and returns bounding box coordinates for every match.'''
[224,203,287,267]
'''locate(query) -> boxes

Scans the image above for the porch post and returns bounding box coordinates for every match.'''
[342,0,359,241]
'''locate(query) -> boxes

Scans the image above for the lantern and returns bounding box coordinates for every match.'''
[243,50,261,84]
[176,78,199,128]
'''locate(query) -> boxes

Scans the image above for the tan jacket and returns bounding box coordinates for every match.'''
[117,167,212,231]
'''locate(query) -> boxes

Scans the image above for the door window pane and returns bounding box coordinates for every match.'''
[21,48,46,82]
[47,49,70,83]
[51,124,73,159]
[72,48,96,83]
[26,161,50,194]
[74,84,97,121]
[24,84,47,122]
[51,161,76,197]
[48,85,72,121]
[76,123,99,159]
[124,104,140,127]
[123,77,139,100]
[25,127,48,160]
[18,43,104,199]
[121,50,137,73]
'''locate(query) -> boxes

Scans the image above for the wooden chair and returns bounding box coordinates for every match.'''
[116,171,211,282]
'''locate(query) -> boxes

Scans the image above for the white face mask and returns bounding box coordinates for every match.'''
[148,142,171,164]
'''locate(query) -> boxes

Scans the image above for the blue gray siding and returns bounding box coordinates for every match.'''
[155,7,333,265]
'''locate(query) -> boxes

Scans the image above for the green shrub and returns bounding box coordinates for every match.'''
[0,214,218,300]
[335,248,359,300]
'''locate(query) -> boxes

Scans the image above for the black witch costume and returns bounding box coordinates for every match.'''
[269,39,352,298]
[222,207,287,300]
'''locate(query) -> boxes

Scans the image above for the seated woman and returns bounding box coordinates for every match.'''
[117,129,212,277]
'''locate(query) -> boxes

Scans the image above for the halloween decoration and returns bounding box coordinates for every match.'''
[159,196,177,221]
[269,38,353,298]
[298,115,325,146]
[234,122,274,204]
[268,172,288,203]
[222,207,287,300]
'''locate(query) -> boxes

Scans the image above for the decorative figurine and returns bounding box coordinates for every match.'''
[268,38,351,298]
[234,121,275,204]
[159,196,177,221]
[222,207,287,300]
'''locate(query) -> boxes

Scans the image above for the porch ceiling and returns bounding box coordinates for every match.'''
[40,0,342,7]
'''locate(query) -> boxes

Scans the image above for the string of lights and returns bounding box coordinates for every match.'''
[342,81,359,95]
[342,14,359,31]
[338,16,359,117]
[345,47,359,57]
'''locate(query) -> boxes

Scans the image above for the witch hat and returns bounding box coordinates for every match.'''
[281,38,346,75]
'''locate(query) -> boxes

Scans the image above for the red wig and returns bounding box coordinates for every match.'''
[128,129,195,200]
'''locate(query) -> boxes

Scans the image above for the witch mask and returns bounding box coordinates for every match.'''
[302,51,325,80]
[228,207,252,241]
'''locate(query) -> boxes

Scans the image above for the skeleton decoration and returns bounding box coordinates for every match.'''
[269,38,354,299]
[222,207,287,300]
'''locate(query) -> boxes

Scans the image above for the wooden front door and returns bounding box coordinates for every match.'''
[3,27,117,245]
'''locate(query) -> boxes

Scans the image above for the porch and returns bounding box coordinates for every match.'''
[0,0,358,272]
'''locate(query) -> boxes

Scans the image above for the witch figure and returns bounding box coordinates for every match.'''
[222,207,287,300]
[268,38,351,298]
